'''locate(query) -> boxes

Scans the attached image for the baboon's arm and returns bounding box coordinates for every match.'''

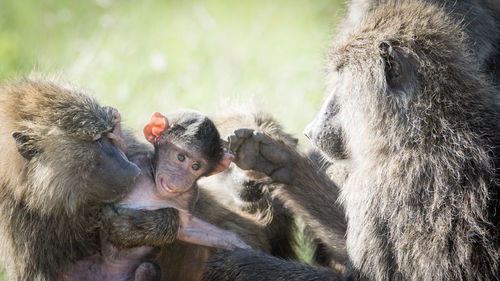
[228,129,346,257]
[177,211,250,249]
[101,205,179,248]
[101,205,249,250]
[204,249,343,281]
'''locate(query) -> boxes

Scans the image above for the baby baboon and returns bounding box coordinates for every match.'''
[205,1,500,280]
[154,108,328,281]
[0,77,141,281]
[103,110,241,249]
[62,110,245,281]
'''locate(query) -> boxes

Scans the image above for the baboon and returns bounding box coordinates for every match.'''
[209,109,347,272]
[91,108,305,281]
[0,77,142,281]
[202,108,305,260]
[63,110,246,281]
[152,108,333,281]
[338,0,500,83]
[204,1,500,280]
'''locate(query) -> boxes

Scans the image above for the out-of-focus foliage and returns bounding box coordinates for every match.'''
[0,0,346,279]
[0,0,345,138]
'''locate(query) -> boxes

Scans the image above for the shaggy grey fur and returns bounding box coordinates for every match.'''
[204,1,500,280]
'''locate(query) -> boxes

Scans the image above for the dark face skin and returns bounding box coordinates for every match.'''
[12,106,141,204]
[89,135,141,202]
[146,139,210,211]
[155,140,209,197]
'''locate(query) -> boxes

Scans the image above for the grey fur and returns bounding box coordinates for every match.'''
[337,0,500,83]
[205,1,500,280]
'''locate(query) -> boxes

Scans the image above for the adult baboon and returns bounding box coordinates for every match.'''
[0,77,142,281]
[204,1,500,280]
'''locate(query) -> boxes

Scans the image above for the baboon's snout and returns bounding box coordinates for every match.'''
[304,116,321,145]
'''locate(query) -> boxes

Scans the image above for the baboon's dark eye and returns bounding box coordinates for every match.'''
[191,163,200,171]
[177,154,185,162]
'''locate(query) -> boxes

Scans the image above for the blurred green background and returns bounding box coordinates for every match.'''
[0,0,346,279]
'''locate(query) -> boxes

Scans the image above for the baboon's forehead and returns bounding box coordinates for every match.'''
[335,1,464,59]
[52,100,113,139]
[328,42,379,71]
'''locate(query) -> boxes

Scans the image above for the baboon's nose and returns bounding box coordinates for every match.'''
[303,122,314,141]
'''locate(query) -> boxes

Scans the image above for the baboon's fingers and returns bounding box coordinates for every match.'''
[228,129,253,155]
[104,106,121,124]
[234,128,254,138]
[253,131,272,144]
[107,132,127,153]
[233,146,256,170]
[227,135,241,152]
[234,135,263,170]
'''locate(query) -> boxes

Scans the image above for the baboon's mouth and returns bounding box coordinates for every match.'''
[159,177,180,196]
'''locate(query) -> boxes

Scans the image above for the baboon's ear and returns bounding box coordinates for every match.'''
[12,130,38,160]
[379,41,403,89]
[209,153,234,176]
[143,112,169,144]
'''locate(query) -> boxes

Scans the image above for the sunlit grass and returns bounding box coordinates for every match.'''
[0,0,345,141]
[0,0,346,278]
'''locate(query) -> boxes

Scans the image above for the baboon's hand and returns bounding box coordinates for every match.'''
[100,205,179,248]
[104,106,127,153]
[228,128,293,183]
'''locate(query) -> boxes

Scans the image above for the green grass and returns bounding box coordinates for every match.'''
[0,0,346,279]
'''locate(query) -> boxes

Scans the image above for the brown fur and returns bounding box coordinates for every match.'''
[0,77,140,280]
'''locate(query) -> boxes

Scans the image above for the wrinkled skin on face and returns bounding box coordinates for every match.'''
[152,140,209,210]
[12,105,142,205]
[87,136,141,202]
